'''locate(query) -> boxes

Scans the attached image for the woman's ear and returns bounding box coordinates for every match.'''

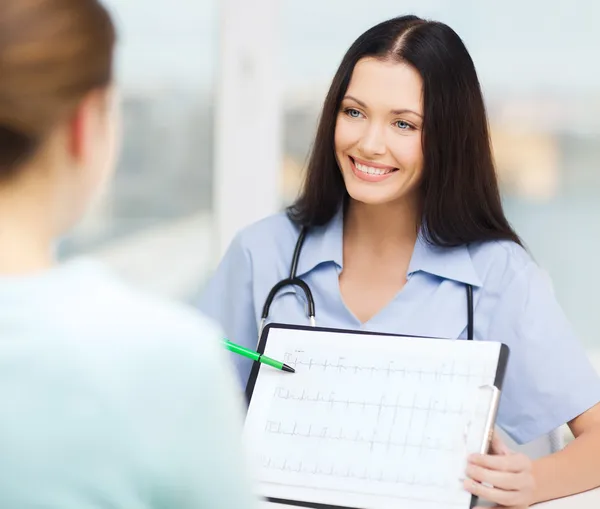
[67,101,87,164]
[66,90,107,166]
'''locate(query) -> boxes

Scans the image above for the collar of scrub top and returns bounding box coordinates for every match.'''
[293,206,483,288]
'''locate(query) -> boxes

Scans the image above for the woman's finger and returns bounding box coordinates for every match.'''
[468,451,531,473]
[465,463,528,491]
[474,505,528,509]
[464,478,525,507]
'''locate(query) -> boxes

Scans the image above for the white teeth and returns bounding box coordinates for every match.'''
[354,161,393,175]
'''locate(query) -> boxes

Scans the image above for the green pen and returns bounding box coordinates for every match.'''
[223,339,295,373]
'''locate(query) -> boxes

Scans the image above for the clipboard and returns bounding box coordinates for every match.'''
[244,323,509,509]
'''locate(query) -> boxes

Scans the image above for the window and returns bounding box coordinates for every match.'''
[60,0,217,300]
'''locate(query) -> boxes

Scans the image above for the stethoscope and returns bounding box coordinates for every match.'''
[258,225,474,342]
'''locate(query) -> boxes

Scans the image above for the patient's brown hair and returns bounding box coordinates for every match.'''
[0,0,116,177]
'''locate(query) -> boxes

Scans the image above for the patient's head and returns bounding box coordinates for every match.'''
[0,0,117,238]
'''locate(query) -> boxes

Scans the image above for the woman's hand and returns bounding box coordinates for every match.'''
[464,433,536,508]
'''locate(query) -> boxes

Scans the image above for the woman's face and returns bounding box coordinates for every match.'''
[334,57,424,208]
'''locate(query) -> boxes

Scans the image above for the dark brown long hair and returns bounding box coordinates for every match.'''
[0,0,116,178]
[288,15,521,247]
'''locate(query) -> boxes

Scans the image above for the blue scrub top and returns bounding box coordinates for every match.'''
[199,208,600,445]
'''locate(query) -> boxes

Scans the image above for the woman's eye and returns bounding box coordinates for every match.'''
[346,108,361,118]
[395,120,411,130]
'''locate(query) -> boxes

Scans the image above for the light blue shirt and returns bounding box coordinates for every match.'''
[200,209,600,445]
[0,259,256,509]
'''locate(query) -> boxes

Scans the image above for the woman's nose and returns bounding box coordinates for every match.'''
[357,123,386,157]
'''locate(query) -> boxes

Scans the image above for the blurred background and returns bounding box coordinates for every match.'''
[59,0,600,372]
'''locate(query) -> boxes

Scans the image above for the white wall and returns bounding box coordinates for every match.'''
[213,0,283,257]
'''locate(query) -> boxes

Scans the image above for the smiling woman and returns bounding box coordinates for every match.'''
[199,14,600,508]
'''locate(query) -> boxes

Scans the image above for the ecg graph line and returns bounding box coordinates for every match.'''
[272,386,489,417]
[261,456,455,490]
[263,420,460,453]
[283,352,493,382]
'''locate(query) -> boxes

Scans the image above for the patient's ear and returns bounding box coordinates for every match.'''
[66,89,110,167]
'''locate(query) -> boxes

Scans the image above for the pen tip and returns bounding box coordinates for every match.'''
[282,364,295,373]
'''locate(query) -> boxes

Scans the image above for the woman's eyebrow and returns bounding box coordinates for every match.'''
[343,95,422,118]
